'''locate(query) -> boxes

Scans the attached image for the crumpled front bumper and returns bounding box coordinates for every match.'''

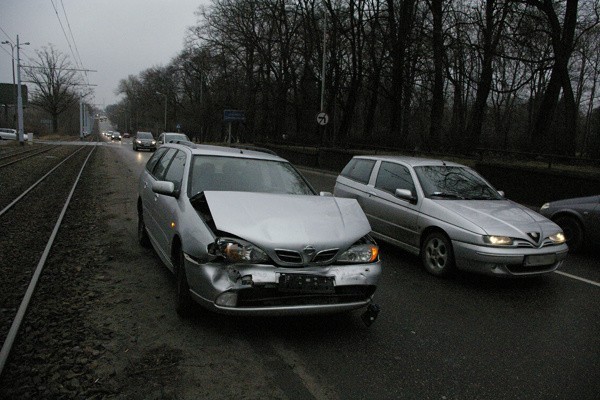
[183,254,382,316]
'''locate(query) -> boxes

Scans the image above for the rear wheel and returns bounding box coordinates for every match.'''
[137,208,151,248]
[554,215,584,253]
[421,232,456,277]
[175,250,194,317]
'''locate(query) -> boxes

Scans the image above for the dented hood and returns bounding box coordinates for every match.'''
[203,191,371,250]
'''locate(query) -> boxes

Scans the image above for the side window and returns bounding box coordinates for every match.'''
[340,158,376,184]
[153,148,178,180]
[163,150,187,191]
[375,162,415,194]
[145,147,168,173]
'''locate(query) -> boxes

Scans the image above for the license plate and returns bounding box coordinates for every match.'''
[278,274,335,293]
[524,254,556,267]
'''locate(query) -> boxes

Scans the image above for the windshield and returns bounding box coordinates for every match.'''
[165,134,189,142]
[414,165,502,200]
[138,132,153,139]
[189,155,315,197]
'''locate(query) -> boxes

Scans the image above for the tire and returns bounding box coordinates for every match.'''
[137,209,151,248]
[554,215,584,253]
[175,250,194,317]
[421,231,456,277]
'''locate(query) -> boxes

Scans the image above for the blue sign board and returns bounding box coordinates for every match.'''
[224,109,245,122]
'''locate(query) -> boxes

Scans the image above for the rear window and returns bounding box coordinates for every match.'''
[340,158,376,184]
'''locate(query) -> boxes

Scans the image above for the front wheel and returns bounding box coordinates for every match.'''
[137,208,151,248]
[421,232,456,277]
[175,250,194,317]
[554,215,584,253]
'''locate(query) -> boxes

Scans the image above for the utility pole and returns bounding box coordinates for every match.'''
[16,35,29,145]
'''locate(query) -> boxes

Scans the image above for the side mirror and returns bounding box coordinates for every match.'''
[395,188,417,204]
[319,191,333,197]
[152,181,178,197]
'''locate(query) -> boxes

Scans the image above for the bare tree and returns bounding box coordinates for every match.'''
[23,45,84,133]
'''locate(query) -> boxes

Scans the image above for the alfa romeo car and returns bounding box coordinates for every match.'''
[137,143,381,319]
[334,155,568,277]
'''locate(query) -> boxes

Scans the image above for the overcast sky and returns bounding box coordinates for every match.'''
[1,0,210,109]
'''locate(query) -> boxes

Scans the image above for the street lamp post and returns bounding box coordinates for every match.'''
[15,35,30,145]
[156,91,167,132]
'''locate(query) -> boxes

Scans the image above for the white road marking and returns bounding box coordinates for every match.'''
[554,271,600,287]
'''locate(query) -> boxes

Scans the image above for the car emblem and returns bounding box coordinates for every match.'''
[302,246,316,262]
[527,232,540,241]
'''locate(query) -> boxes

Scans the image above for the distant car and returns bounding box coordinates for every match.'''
[122,132,131,138]
[333,155,568,277]
[540,195,600,253]
[157,132,190,146]
[0,128,17,140]
[111,132,122,141]
[133,132,156,151]
[137,143,381,319]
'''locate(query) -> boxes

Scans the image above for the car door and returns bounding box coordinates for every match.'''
[145,148,178,254]
[140,147,170,242]
[366,161,421,251]
[153,149,187,259]
[334,158,377,209]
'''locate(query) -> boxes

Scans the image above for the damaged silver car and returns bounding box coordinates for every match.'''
[137,143,381,320]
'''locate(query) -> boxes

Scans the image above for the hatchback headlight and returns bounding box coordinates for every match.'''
[211,237,269,264]
[548,232,566,244]
[151,140,156,145]
[483,235,513,246]
[338,243,379,263]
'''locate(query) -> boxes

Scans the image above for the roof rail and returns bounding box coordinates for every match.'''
[229,144,278,156]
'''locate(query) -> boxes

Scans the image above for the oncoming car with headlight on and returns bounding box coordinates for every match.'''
[334,155,568,278]
[137,143,381,321]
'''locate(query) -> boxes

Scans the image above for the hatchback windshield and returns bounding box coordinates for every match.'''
[414,166,502,200]
[189,155,315,197]
[165,133,189,142]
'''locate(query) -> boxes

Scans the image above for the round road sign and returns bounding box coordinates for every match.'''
[317,112,329,126]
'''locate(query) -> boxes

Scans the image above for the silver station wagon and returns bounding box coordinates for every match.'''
[334,156,568,277]
[138,143,381,319]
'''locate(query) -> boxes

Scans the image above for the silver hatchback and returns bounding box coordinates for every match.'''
[334,155,568,277]
[138,144,381,318]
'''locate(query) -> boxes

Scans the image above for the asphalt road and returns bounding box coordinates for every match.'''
[103,136,599,400]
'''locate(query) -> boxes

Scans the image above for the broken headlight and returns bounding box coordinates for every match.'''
[211,237,269,264]
[337,236,379,263]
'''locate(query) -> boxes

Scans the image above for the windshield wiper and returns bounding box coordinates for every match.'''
[430,192,465,199]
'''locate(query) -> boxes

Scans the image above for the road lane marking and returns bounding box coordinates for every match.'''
[554,271,600,287]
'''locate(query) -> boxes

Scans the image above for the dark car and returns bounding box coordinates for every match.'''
[122,132,131,138]
[133,132,156,151]
[540,195,600,252]
[111,132,122,141]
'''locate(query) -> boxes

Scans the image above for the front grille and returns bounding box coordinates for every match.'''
[513,239,558,249]
[312,249,339,264]
[237,285,376,308]
[275,250,302,263]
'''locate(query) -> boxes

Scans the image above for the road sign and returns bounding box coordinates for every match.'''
[224,109,245,122]
[0,83,27,105]
[317,112,329,126]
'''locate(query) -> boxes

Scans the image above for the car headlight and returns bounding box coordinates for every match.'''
[548,232,566,244]
[540,203,550,210]
[211,237,269,264]
[337,242,379,263]
[483,235,513,246]
[136,139,141,144]
[151,140,156,145]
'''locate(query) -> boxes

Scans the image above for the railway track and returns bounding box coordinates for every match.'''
[0,145,58,169]
[0,144,96,376]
